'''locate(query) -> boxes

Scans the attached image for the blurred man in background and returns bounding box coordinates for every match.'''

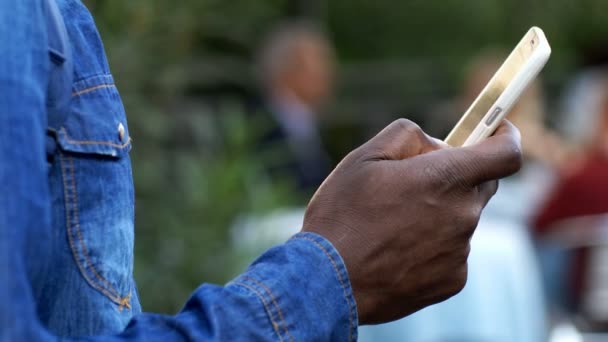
[256,22,334,191]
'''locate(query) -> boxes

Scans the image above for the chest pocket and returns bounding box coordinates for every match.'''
[45,0,135,311]
[53,75,131,157]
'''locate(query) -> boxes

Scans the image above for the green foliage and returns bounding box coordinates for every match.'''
[130,102,300,313]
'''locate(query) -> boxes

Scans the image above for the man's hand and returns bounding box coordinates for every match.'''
[302,119,522,324]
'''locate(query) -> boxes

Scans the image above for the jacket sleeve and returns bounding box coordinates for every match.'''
[91,232,358,342]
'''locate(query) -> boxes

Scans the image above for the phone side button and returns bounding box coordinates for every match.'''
[485,107,503,126]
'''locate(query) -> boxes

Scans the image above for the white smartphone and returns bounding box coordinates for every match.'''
[445,26,551,147]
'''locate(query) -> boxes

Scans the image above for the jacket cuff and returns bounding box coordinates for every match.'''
[229,232,358,341]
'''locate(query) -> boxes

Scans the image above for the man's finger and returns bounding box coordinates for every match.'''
[358,119,444,161]
[431,120,523,187]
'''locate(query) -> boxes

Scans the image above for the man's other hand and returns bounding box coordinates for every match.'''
[302,119,522,324]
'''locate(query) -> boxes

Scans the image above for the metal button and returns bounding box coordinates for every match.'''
[118,123,126,142]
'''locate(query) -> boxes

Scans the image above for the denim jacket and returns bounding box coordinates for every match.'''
[0,0,357,341]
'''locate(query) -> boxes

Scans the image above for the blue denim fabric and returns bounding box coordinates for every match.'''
[92,233,358,341]
[0,0,357,340]
[0,1,54,340]
[35,0,142,337]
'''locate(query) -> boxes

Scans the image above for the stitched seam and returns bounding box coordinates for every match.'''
[60,127,131,148]
[59,152,122,305]
[72,84,115,97]
[60,153,121,303]
[233,282,284,342]
[294,236,354,342]
[242,276,293,342]
[68,155,122,297]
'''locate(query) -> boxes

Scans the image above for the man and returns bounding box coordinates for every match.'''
[1,0,522,340]
[256,22,334,190]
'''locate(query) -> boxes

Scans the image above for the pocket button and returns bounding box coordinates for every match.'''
[117,123,126,142]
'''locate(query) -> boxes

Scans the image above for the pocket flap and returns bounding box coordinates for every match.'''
[55,74,131,157]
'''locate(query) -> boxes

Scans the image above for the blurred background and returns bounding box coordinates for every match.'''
[84,0,608,340]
